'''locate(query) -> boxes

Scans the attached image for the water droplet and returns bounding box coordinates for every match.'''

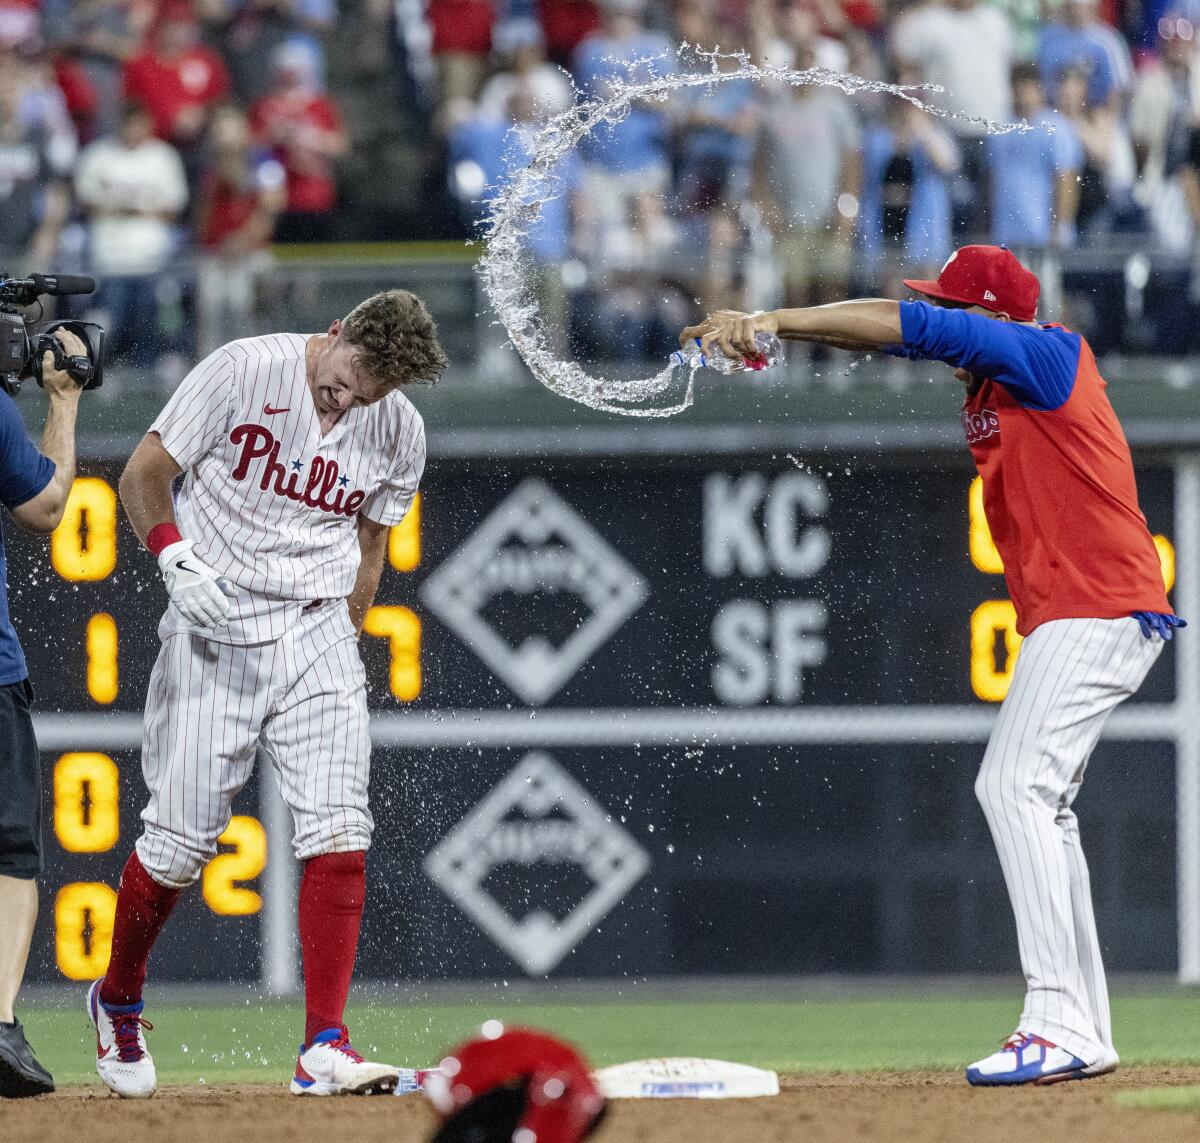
[479,46,1022,419]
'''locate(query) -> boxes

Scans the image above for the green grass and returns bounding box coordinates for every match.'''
[1116,1087,1200,1112]
[23,989,1200,1088]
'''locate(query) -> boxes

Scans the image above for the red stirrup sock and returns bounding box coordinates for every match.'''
[100,852,183,1007]
[299,851,367,1046]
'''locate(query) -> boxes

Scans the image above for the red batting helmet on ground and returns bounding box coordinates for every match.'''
[425,1027,607,1143]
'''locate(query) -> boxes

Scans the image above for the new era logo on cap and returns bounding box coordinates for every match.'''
[903,246,1040,321]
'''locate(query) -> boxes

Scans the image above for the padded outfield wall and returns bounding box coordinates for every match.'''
[13,361,1200,989]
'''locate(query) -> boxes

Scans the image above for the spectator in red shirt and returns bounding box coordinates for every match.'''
[122,0,229,154]
[428,0,495,104]
[195,103,286,350]
[201,0,332,106]
[249,41,347,240]
[196,103,286,251]
[52,50,99,141]
[68,0,155,139]
[0,1,38,50]
[537,0,600,68]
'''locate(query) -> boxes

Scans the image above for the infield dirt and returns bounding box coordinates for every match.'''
[6,1066,1200,1143]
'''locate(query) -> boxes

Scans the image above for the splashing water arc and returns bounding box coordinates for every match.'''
[479,46,1030,418]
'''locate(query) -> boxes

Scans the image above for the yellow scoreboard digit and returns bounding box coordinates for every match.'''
[363,606,422,700]
[55,882,117,981]
[362,497,425,701]
[86,613,118,704]
[968,477,1178,702]
[51,477,117,581]
[970,600,1023,703]
[203,816,268,916]
[54,752,119,853]
[388,492,421,572]
[1156,534,1176,593]
[968,476,1004,575]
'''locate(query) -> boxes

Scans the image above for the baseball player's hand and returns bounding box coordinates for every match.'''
[159,540,235,628]
[680,310,779,363]
[1131,611,1187,641]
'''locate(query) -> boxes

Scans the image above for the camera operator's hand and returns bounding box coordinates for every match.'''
[12,332,85,532]
[41,329,87,400]
[158,539,234,628]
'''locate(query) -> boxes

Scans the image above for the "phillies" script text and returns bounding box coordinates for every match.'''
[229,423,368,516]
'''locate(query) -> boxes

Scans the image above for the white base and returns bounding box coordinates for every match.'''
[595,1058,780,1099]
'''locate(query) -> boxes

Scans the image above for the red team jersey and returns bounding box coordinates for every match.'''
[122,45,230,140]
[249,93,343,214]
[894,301,1170,636]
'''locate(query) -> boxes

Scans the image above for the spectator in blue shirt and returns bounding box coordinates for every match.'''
[672,30,760,313]
[571,0,672,170]
[0,328,88,1099]
[571,0,674,241]
[446,99,512,227]
[674,45,759,216]
[503,85,583,350]
[987,63,1084,249]
[503,101,582,264]
[448,83,582,347]
[1037,0,1133,110]
[860,67,960,287]
[446,85,581,255]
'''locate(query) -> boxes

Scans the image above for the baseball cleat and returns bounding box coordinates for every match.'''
[966,1031,1111,1086]
[86,980,157,1098]
[290,1026,405,1096]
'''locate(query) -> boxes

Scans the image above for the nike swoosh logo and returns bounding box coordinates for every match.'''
[264,405,290,415]
[177,561,196,574]
[98,1045,110,1059]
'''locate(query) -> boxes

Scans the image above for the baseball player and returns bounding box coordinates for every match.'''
[682,245,1184,1086]
[86,290,448,1098]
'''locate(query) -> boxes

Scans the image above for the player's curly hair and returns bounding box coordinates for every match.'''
[341,289,450,387]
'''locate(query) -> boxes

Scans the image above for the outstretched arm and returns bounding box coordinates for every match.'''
[681,300,1080,410]
[680,301,903,361]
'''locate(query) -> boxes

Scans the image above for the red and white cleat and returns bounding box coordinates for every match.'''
[966,1031,1115,1087]
[290,1026,403,1096]
[86,980,157,1098]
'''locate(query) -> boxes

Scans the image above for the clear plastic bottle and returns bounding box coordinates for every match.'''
[670,330,785,374]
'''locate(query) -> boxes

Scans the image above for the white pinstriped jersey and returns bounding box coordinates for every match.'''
[151,333,425,644]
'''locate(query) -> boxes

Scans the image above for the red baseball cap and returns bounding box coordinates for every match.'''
[426,1027,606,1143]
[904,245,1040,321]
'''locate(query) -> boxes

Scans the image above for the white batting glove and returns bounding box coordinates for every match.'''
[158,539,234,628]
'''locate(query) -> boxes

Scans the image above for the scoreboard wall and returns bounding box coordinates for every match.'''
[15,453,1180,982]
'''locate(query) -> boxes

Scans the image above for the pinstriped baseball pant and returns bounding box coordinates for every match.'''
[975,616,1162,1063]
[135,599,373,889]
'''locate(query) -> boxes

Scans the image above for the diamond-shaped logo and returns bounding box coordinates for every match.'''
[420,478,648,705]
[424,752,650,975]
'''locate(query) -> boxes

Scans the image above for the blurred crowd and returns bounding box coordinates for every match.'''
[3,0,1200,370]
[0,0,346,370]
[436,0,1200,358]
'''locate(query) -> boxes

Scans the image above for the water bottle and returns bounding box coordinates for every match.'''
[670,330,784,374]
